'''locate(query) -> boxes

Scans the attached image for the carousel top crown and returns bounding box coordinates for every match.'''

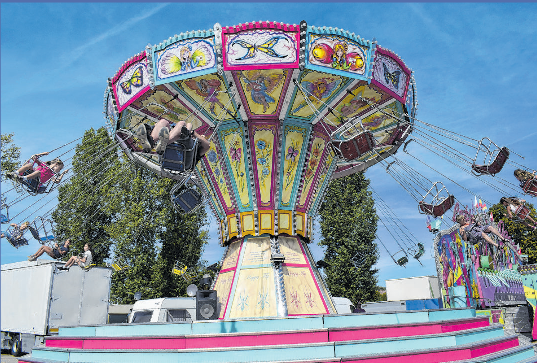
[104,20,417,246]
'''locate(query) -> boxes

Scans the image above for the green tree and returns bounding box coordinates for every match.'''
[52,128,120,264]
[1,133,21,181]
[490,200,537,264]
[318,172,379,306]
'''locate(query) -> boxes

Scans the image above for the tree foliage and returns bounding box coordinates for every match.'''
[490,199,537,264]
[52,128,119,265]
[1,133,21,181]
[318,172,379,306]
[51,127,208,304]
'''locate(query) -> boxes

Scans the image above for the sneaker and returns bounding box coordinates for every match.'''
[134,124,152,152]
[58,266,69,271]
[180,125,193,139]
[28,255,36,261]
[155,127,170,155]
[6,172,19,180]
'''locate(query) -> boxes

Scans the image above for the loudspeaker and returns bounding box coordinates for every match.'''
[196,290,218,320]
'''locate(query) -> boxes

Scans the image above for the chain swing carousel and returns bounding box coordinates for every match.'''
[105,20,418,319]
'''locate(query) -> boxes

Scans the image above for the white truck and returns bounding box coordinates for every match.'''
[128,297,197,323]
[1,260,112,356]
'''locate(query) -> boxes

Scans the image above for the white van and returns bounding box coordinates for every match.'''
[128,297,197,323]
[332,297,355,314]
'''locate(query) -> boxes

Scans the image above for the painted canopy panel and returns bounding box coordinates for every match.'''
[287,70,350,121]
[279,121,311,210]
[249,122,279,209]
[371,46,411,104]
[203,142,236,215]
[219,125,253,211]
[305,28,375,81]
[172,73,238,123]
[234,69,291,118]
[112,53,151,112]
[153,35,217,85]
[222,25,300,71]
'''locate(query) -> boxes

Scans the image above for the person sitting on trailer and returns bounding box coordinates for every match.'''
[135,119,210,159]
[514,169,537,196]
[58,243,92,270]
[456,214,508,248]
[500,197,537,230]
[28,239,70,261]
[1,221,30,241]
[7,152,68,188]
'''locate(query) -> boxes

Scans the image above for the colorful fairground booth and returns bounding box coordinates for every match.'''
[104,20,418,319]
[433,203,537,338]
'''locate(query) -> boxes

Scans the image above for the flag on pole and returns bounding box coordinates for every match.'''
[474,196,478,209]
[481,200,488,212]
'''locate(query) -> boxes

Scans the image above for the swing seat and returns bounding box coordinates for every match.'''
[2,230,29,249]
[471,147,509,176]
[172,188,203,214]
[1,214,9,224]
[82,264,96,270]
[419,195,455,218]
[161,138,199,174]
[396,256,409,266]
[28,226,55,244]
[413,243,425,260]
[521,178,537,197]
[333,131,375,161]
[385,124,411,146]
[514,205,530,220]
[17,170,47,195]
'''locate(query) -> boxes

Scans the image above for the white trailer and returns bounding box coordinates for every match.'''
[385,275,441,301]
[1,260,111,356]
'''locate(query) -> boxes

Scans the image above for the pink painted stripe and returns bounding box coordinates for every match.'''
[84,337,186,350]
[185,330,328,349]
[441,317,490,333]
[470,337,519,358]
[46,339,83,349]
[219,267,236,274]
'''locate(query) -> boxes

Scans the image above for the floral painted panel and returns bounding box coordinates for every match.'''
[251,124,278,208]
[221,127,252,210]
[297,133,328,210]
[280,124,309,208]
[196,162,224,219]
[204,142,234,213]
[307,150,335,214]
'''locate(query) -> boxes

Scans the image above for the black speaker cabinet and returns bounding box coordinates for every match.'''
[196,290,218,320]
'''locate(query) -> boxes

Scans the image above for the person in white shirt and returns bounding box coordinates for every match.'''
[500,197,537,230]
[58,243,92,270]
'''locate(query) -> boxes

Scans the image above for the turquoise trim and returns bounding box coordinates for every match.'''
[335,335,455,357]
[454,326,504,345]
[488,346,535,363]
[31,348,70,361]
[278,120,312,210]
[192,315,324,335]
[218,123,254,212]
[428,308,475,321]
[94,322,193,337]
[240,264,273,269]
[308,154,337,217]
[58,326,95,337]
[152,35,218,86]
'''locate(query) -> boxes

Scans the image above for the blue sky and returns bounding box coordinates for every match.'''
[2,3,536,289]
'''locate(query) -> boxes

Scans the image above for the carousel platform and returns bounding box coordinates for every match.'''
[19,308,536,363]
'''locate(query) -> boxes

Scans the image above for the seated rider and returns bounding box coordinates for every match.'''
[1,221,30,241]
[59,243,92,270]
[28,239,70,261]
[456,214,508,248]
[135,119,210,159]
[500,197,537,230]
[514,169,536,185]
[7,152,68,186]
